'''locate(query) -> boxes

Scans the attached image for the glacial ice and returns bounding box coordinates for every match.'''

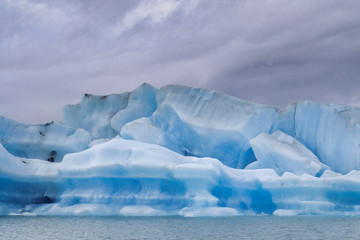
[121,85,278,168]
[63,83,157,139]
[110,83,157,134]
[1,83,360,216]
[63,92,130,138]
[272,102,360,174]
[0,117,92,162]
[246,131,328,176]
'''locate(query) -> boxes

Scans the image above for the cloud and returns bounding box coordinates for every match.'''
[1,0,360,123]
[110,0,182,36]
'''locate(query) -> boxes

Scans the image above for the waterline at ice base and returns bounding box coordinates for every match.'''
[1,83,360,216]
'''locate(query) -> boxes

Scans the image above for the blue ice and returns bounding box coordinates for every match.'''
[1,83,360,216]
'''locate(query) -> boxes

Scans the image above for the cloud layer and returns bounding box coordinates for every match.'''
[1,0,360,123]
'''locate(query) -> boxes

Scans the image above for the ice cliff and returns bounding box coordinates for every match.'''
[0,83,360,216]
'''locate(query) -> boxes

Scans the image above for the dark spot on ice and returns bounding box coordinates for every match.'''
[39,131,45,136]
[100,95,107,100]
[40,196,55,204]
[44,121,54,127]
[85,93,91,97]
[47,150,57,162]
[183,148,194,157]
[22,160,27,164]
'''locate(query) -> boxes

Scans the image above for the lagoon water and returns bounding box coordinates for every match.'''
[0,216,359,240]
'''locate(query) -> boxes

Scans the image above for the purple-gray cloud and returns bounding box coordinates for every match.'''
[1,0,360,123]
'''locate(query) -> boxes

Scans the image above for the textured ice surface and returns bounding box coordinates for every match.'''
[0,117,92,162]
[272,102,360,174]
[0,144,59,215]
[111,83,157,134]
[247,131,328,176]
[63,83,157,139]
[121,85,278,168]
[63,92,130,138]
[1,83,360,216]
[2,139,360,216]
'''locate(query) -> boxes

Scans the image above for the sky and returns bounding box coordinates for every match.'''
[1,0,360,124]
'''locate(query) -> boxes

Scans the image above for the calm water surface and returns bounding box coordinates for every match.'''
[0,215,359,239]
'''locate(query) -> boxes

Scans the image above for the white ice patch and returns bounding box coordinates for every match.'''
[247,131,328,176]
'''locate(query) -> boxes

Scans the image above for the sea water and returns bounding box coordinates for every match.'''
[0,216,359,239]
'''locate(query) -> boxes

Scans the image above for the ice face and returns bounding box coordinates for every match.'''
[1,139,360,216]
[272,102,360,174]
[246,131,328,176]
[0,116,92,162]
[121,85,278,168]
[63,83,157,139]
[1,83,360,216]
[110,83,157,134]
[0,144,59,214]
[63,93,130,138]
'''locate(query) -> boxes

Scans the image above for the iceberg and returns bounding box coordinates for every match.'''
[0,83,360,216]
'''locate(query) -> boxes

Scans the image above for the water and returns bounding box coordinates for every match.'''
[0,216,359,239]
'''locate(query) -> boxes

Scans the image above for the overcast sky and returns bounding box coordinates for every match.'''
[1,0,360,123]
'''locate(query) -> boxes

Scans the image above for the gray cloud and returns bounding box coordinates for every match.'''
[1,0,360,123]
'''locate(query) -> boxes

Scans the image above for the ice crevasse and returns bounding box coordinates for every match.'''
[0,83,360,216]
